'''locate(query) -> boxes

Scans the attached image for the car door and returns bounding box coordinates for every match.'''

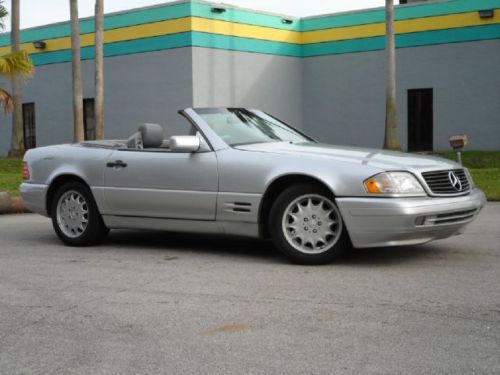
[102,149,218,220]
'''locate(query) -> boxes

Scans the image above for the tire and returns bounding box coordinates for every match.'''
[269,183,350,265]
[51,182,109,246]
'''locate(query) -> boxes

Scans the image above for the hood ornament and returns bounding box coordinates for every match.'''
[448,171,462,191]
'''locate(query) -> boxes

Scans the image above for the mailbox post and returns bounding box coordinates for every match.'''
[449,134,468,165]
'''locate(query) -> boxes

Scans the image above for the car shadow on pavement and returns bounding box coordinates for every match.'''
[339,244,440,266]
[104,229,283,263]
[100,229,440,266]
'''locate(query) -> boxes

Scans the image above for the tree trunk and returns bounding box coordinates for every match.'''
[70,0,84,143]
[94,0,104,140]
[383,0,401,151]
[8,0,24,157]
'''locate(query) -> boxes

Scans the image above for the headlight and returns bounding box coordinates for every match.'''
[363,172,426,196]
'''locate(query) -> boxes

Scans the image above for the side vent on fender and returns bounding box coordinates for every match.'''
[224,201,252,213]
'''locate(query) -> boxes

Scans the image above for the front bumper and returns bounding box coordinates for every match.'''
[20,183,49,216]
[336,188,486,248]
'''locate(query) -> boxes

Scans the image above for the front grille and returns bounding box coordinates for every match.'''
[421,169,471,195]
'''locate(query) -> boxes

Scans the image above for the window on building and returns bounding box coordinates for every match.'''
[408,88,433,152]
[83,98,96,141]
[22,103,36,150]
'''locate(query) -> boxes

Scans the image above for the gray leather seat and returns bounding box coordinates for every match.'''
[126,123,164,149]
[139,123,164,148]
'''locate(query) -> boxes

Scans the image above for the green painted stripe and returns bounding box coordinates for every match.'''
[302,23,500,56]
[3,0,499,52]
[190,2,300,31]
[30,32,192,65]
[30,30,301,65]
[0,0,298,48]
[0,2,192,47]
[191,31,301,56]
[30,22,500,66]
[302,0,500,31]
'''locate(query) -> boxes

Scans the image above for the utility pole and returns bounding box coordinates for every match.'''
[8,0,23,157]
[383,0,401,151]
[70,0,84,142]
[94,0,104,139]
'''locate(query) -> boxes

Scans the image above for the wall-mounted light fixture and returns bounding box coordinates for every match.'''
[32,40,46,49]
[281,19,293,24]
[478,9,494,19]
[211,7,226,13]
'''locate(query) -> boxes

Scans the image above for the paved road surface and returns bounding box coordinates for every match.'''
[0,204,499,374]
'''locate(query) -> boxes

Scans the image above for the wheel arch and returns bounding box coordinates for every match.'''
[46,174,92,217]
[258,174,336,238]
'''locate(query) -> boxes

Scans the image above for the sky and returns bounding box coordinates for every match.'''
[2,0,386,31]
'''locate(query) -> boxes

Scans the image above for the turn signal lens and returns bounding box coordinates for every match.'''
[364,179,381,194]
[22,162,30,180]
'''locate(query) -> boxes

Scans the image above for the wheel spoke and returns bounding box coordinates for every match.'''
[56,190,90,239]
[281,193,343,255]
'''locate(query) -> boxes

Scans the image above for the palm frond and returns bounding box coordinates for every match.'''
[0,87,13,113]
[0,1,6,30]
[0,50,34,78]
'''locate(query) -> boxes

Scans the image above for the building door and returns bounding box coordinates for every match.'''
[83,98,96,140]
[408,88,433,152]
[22,103,36,150]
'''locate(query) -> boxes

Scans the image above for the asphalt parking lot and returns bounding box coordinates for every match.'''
[1,204,499,374]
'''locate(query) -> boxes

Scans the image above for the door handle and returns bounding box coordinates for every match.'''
[106,160,127,168]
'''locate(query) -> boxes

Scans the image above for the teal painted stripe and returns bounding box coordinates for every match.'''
[302,0,500,31]
[0,2,192,47]
[190,2,300,31]
[3,0,500,51]
[30,32,192,65]
[27,20,500,65]
[191,31,301,56]
[30,31,300,66]
[0,0,299,48]
[302,23,500,56]
[302,36,384,56]
[397,22,500,47]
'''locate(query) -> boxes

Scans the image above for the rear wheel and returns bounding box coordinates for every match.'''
[269,184,350,264]
[51,182,109,246]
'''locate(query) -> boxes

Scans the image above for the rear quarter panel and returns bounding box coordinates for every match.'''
[24,145,114,211]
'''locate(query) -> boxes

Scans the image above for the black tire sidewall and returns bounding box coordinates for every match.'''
[51,182,108,246]
[269,184,350,265]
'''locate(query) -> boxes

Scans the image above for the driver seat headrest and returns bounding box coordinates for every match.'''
[139,123,164,148]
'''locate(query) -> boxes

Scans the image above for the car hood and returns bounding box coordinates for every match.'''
[235,142,460,171]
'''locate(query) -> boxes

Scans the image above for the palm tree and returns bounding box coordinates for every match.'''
[0,51,32,112]
[383,0,401,151]
[94,0,104,139]
[70,0,84,142]
[7,0,33,157]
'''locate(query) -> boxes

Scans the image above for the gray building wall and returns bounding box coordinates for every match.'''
[192,47,303,129]
[1,39,499,155]
[303,39,500,151]
[0,47,194,155]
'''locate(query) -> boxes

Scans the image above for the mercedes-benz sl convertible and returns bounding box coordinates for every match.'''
[20,108,486,264]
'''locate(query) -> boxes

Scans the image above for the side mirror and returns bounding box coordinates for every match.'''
[169,135,200,153]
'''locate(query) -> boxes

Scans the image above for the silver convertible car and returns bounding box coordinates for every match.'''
[21,108,486,264]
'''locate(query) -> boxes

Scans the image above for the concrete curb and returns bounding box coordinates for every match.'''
[0,192,29,214]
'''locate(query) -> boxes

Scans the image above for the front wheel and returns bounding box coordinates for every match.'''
[269,184,350,265]
[51,182,109,246]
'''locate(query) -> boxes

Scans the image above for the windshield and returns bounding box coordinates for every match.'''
[195,108,312,146]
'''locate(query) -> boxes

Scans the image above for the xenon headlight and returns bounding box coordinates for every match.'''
[363,172,426,197]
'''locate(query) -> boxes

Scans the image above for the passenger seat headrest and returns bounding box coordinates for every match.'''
[138,123,164,148]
